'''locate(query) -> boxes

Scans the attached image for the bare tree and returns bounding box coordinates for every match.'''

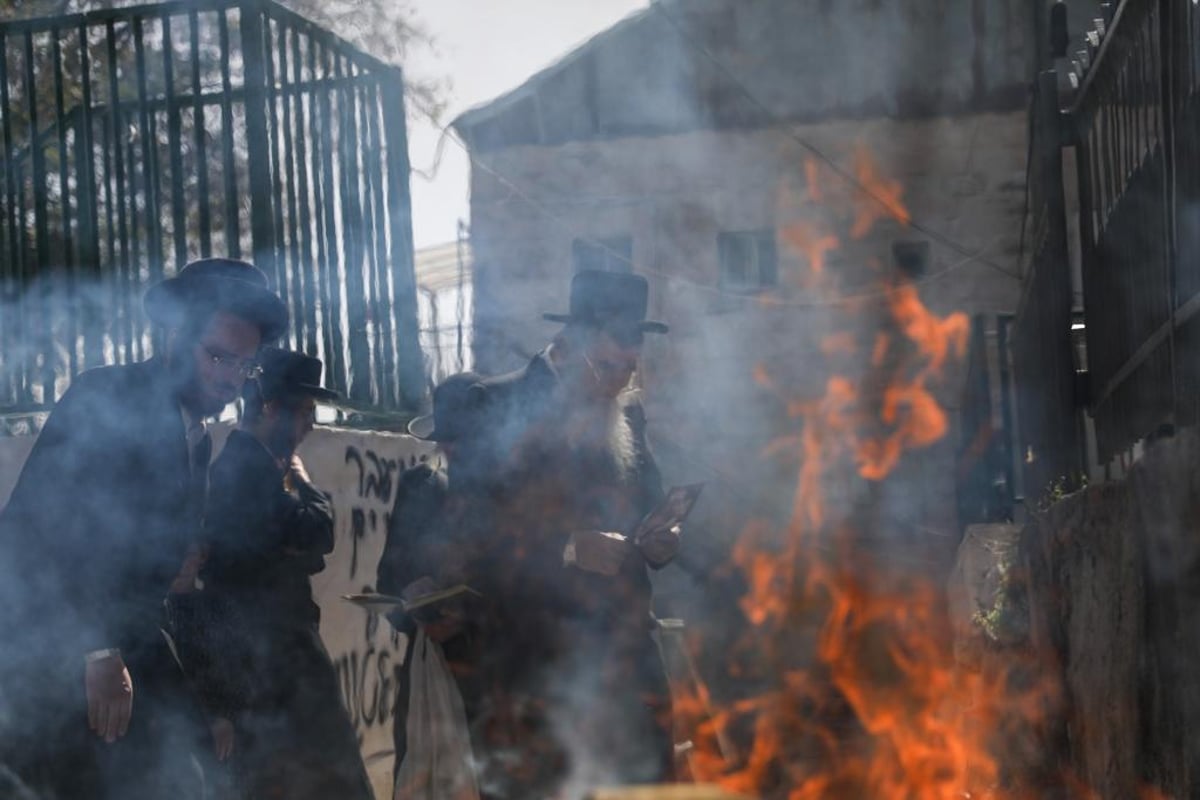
[0,0,447,122]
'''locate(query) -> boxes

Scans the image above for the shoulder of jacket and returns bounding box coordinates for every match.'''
[61,361,145,400]
[47,362,161,437]
[477,366,525,397]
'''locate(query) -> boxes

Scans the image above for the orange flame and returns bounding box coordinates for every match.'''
[804,157,823,203]
[674,149,1061,800]
[850,146,911,239]
[781,221,840,280]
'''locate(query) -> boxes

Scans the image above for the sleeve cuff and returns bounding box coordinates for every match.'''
[84,648,121,664]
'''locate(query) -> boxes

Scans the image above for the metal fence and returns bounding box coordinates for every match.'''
[1068,0,1173,463]
[0,0,424,415]
[1011,67,1082,499]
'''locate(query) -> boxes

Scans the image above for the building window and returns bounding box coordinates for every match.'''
[572,235,633,273]
[718,229,777,292]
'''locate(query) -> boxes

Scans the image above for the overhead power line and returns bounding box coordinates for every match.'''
[649,2,1021,282]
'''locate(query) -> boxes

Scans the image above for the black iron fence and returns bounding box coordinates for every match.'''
[1068,0,1172,463]
[1011,67,1082,500]
[1015,0,1200,489]
[0,0,424,415]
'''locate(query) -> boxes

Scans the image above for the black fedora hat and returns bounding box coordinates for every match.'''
[543,270,668,336]
[407,371,485,442]
[144,257,288,342]
[257,347,340,403]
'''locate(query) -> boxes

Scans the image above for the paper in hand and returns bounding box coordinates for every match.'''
[632,483,704,544]
[343,584,481,619]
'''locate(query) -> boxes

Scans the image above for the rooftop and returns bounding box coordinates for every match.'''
[453,0,1032,153]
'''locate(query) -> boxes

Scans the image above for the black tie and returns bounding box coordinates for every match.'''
[190,431,212,521]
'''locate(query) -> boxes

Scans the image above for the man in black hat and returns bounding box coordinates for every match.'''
[0,258,287,799]
[377,370,490,791]
[188,347,373,800]
[470,269,682,796]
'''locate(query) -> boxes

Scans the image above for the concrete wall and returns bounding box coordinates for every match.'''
[468,111,1027,572]
[0,426,435,800]
[1017,427,1200,798]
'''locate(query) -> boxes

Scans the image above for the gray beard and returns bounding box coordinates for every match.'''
[561,396,637,480]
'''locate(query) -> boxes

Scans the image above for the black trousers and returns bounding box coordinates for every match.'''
[230,627,373,800]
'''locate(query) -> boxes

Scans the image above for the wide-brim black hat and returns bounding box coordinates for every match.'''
[258,347,341,403]
[144,257,289,342]
[543,269,668,335]
[407,371,485,442]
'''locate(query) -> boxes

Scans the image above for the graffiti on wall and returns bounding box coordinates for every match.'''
[300,428,434,796]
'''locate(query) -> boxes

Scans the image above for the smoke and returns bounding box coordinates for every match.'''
[0,0,1045,797]
[454,1,1037,796]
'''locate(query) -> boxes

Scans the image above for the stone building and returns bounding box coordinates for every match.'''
[452,0,1036,577]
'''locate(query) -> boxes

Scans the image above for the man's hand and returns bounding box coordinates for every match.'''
[565,531,634,576]
[211,717,235,761]
[637,524,682,566]
[85,653,133,743]
[289,455,311,484]
[169,544,209,595]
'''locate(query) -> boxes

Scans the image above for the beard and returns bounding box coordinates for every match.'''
[560,394,637,480]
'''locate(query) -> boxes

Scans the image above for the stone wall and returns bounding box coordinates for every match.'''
[0,426,434,800]
[1013,426,1200,798]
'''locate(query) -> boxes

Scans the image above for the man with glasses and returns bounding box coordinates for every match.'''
[0,258,287,799]
[181,348,372,800]
[470,269,682,797]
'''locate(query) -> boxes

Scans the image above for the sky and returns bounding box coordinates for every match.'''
[403,0,649,251]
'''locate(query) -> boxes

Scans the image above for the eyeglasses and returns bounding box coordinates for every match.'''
[200,344,262,379]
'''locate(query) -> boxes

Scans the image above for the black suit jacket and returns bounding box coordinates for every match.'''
[469,351,678,791]
[178,430,334,717]
[0,358,199,663]
[201,430,333,632]
[475,352,668,637]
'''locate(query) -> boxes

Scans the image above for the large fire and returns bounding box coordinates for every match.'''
[673,148,1057,799]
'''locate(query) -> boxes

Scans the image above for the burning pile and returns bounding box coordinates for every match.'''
[674,150,1056,799]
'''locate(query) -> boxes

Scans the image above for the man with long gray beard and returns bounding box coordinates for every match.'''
[470,269,682,798]
[0,258,287,800]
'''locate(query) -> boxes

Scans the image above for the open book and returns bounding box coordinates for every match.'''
[343,584,481,618]
[631,483,705,543]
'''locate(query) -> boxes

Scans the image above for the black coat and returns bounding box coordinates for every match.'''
[379,461,498,780]
[377,463,450,636]
[0,358,211,799]
[469,352,676,794]
[175,430,334,717]
[187,429,373,800]
[1,359,202,658]
[475,352,668,631]
[203,430,332,633]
